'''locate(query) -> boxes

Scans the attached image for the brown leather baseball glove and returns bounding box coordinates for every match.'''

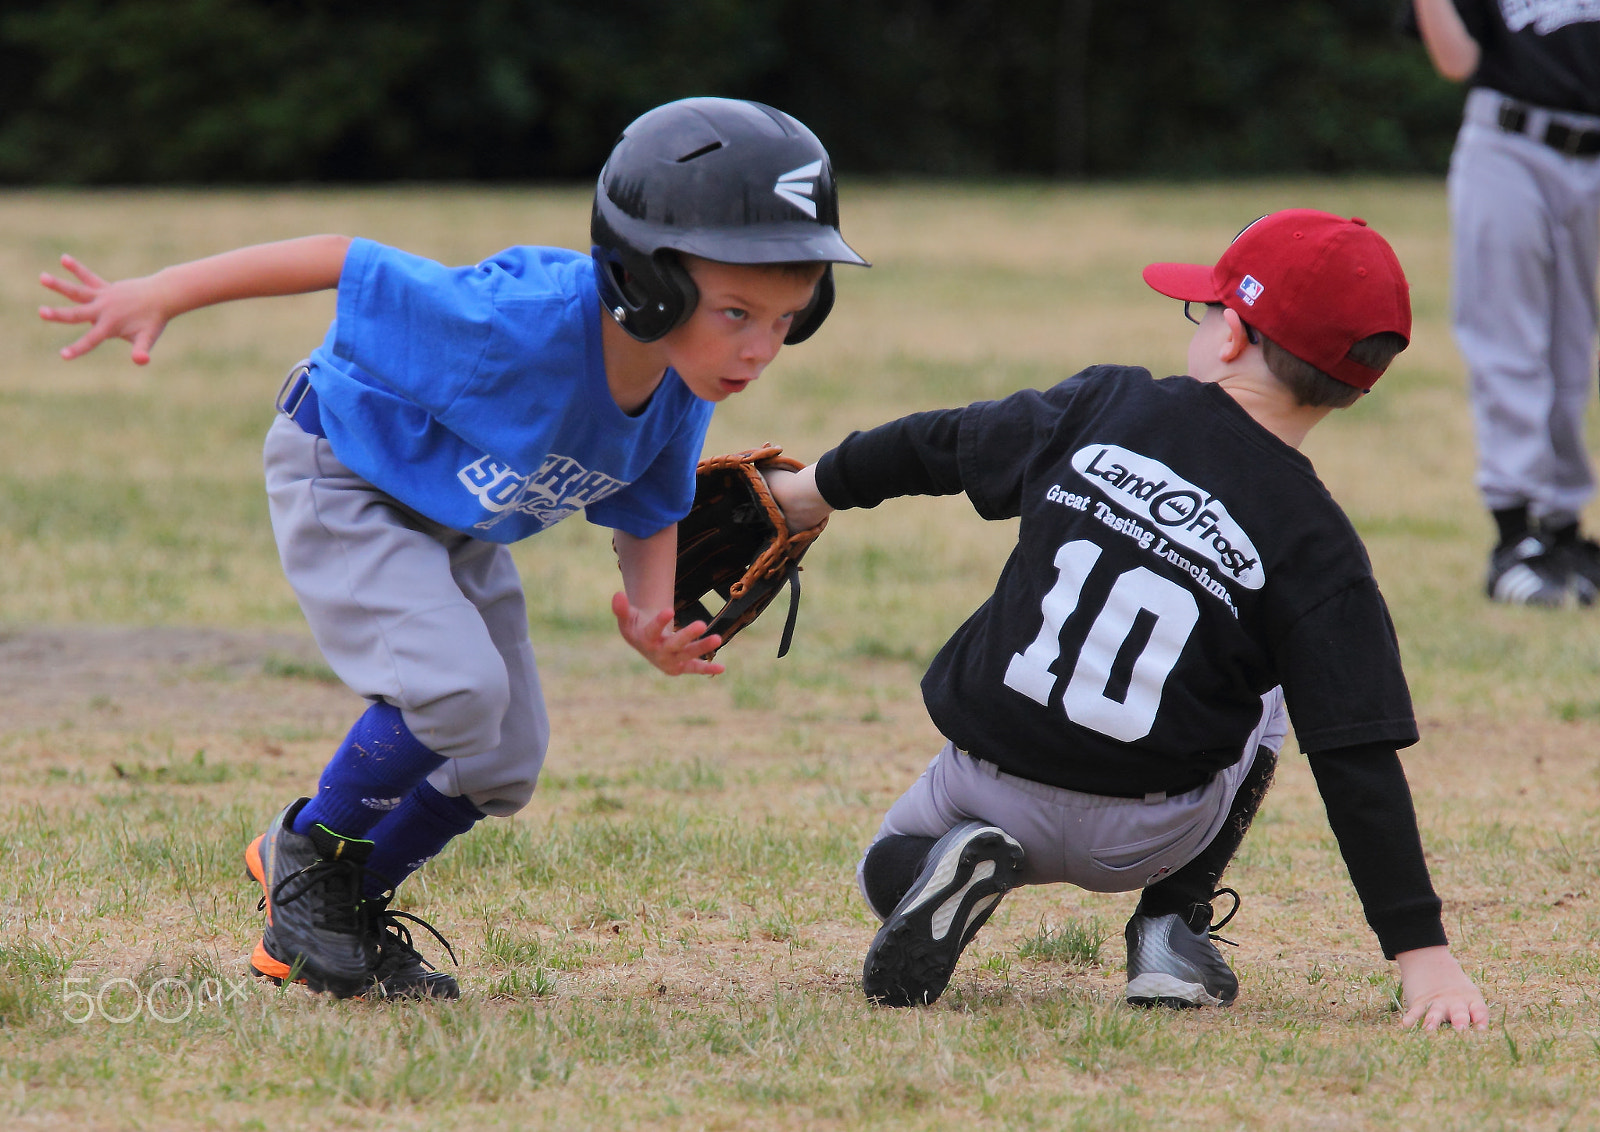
[674,444,827,658]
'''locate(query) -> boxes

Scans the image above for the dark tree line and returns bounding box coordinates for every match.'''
[0,0,1459,184]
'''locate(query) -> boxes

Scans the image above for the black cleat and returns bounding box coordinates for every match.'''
[363,894,460,1000]
[1549,531,1600,606]
[1486,535,1575,607]
[245,798,375,998]
[862,821,1023,1007]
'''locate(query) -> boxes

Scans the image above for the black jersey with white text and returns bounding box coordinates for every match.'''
[1400,0,1600,116]
[816,366,1418,797]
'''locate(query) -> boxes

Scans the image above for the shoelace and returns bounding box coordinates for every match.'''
[1208,887,1241,947]
[368,900,459,972]
[259,858,388,936]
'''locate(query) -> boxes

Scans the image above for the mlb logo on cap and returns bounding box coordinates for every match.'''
[1236,275,1264,306]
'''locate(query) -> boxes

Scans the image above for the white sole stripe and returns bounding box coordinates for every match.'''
[1125,972,1222,1006]
[930,860,996,940]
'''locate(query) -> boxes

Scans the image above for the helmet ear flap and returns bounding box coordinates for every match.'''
[783,265,835,345]
[591,245,699,343]
[652,250,700,334]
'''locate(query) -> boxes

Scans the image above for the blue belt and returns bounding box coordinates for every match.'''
[275,365,326,438]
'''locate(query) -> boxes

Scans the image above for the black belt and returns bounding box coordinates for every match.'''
[275,365,326,438]
[1498,100,1600,157]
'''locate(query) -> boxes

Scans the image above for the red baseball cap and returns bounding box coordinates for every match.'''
[1142,209,1411,391]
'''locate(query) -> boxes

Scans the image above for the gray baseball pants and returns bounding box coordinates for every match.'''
[264,412,549,817]
[860,688,1287,902]
[1451,87,1600,525]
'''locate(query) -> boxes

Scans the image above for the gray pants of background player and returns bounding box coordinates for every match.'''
[859,689,1287,909]
[264,411,549,817]
[1451,87,1600,525]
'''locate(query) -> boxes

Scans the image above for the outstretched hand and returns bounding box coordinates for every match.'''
[611,592,725,677]
[1396,946,1490,1033]
[39,254,170,364]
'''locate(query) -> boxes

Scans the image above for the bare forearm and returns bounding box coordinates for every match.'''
[614,525,678,615]
[1413,0,1480,81]
[41,234,351,365]
[610,523,723,676]
[150,234,352,318]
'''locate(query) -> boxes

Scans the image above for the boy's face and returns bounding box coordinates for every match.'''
[662,258,824,402]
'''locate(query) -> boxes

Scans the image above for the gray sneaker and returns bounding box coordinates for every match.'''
[245,798,375,998]
[862,821,1024,1007]
[1124,897,1239,1009]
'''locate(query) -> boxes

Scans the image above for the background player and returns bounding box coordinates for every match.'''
[1406,0,1600,606]
[37,96,867,999]
[768,210,1488,1030]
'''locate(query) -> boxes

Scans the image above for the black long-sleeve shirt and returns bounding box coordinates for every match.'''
[814,368,1445,957]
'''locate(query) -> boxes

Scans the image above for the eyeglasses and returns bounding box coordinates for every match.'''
[1183,301,1260,345]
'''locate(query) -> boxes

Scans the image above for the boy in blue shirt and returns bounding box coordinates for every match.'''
[39,97,867,1000]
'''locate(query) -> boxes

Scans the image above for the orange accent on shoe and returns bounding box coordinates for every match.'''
[245,836,271,924]
[250,940,294,982]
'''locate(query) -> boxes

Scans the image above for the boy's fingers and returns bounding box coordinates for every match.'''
[1402,993,1487,1034]
[680,631,722,658]
[39,273,96,303]
[1400,997,1435,1029]
[675,647,726,674]
[39,304,93,324]
[60,254,107,288]
[130,325,161,365]
[664,619,710,647]
[1454,996,1489,1033]
[61,327,108,360]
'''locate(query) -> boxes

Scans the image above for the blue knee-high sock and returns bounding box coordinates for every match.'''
[294,702,447,840]
[361,781,485,897]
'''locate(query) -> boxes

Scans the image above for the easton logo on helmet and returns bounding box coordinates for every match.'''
[773,161,823,218]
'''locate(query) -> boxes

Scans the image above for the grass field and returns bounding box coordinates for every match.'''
[2,181,1599,1131]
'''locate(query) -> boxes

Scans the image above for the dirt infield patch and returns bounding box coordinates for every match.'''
[0,624,355,735]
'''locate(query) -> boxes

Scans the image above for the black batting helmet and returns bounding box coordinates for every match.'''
[591,97,868,344]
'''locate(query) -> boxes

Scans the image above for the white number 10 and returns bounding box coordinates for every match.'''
[1003,539,1199,741]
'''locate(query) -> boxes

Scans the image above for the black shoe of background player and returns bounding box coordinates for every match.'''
[862,821,1023,1007]
[1542,523,1600,607]
[1485,534,1573,607]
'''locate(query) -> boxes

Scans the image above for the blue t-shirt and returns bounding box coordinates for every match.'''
[305,239,714,543]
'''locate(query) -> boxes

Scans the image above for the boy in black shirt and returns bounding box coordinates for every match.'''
[768,210,1488,1030]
